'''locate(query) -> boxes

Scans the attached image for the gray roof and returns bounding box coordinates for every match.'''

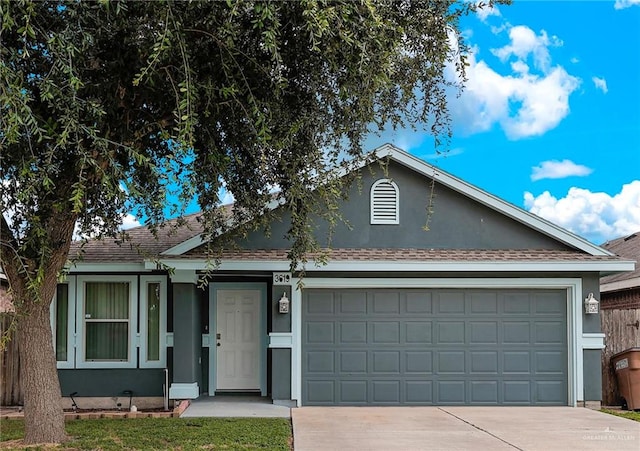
[69,212,204,263]
[601,232,640,285]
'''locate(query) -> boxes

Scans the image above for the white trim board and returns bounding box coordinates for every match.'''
[147,258,634,273]
[290,277,585,408]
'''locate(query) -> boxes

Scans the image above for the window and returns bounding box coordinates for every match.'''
[84,282,130,361]
[55,284,69,361]
[51,278,76,369]
[139,276,168,368]
[370,179,399,224]
[76,275,137,369]
[52,274,167,369]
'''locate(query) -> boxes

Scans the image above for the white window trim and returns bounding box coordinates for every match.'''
[75,275,138,369]
[50,276,76,369]
[139,275,168,368]
[370,178,399,224]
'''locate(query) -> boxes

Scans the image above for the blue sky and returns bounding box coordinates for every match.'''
[365,0,640,245]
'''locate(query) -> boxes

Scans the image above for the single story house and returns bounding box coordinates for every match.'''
[55,144,634,409]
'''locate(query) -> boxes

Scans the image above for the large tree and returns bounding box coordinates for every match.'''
[0,0,505,444]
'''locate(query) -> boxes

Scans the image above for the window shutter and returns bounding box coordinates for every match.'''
[370,179,399,224]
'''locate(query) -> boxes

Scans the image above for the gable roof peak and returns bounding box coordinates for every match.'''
[368,144,612,257]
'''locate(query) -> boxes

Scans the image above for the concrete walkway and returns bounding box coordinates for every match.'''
[292,407,640,450]
[180,396,290,418]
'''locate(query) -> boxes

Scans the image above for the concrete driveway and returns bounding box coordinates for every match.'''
[292,407,640,450]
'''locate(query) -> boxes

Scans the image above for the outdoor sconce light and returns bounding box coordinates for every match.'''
[584,292,599,314]
[278,293,290,314]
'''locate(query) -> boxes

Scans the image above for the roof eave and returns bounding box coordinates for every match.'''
[147,258,635,273]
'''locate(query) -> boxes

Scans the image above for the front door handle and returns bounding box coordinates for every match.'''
[216,342,221,347]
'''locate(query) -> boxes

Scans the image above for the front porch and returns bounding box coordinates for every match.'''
[180,395,291,418]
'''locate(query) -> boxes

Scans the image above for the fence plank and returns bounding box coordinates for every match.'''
[1,314,22,406]
[601,308,640,406]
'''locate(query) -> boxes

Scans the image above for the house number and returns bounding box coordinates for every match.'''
[273,272,292,285]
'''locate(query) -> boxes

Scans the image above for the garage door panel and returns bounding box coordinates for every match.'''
[503,322,531,343]
[340,292,367,314]
[373,351,401,373]
[438,351,465,373]
[534,293,565,314]
[340,380,367,403]
[438,381,466,403]
[307,291,335,314]
[302,289,567,406]
[306,322,334,344]
[372,322,400,343]
[470,381,499,403]
[536,381,565,403]
[534,322,565,344]
[503,293,531,314]
[406,292,432,313]
[470,292,498,314]
[405,321,432,343]
[504,381,532,403]
[306,380,335,404]
[340,351,367,373]
[340,321,367,343]
[470,351,499,374]
[503,351,531,373]
[438,292,465,313]
[405,351,433,373]
[535,351,565,374]
[405,380,433,403]
[372,381,401,403]
[437,321,465,344]
[470,321,498,344]
[306,351,335,373]
[373,292,400,314]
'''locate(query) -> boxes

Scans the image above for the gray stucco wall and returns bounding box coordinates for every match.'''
[583,350,603,401]
[59,369,164,397]
[240,161,571,251]
[270,285,292,400]
[173,283,202,388]
[271,349,292,401]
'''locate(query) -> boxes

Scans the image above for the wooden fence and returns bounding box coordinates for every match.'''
[0,313,22,406]
[601,308,640,406]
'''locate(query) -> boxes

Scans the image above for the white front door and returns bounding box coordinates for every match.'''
[215,289,261,391]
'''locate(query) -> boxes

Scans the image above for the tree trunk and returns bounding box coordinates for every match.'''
[17,298,67,444]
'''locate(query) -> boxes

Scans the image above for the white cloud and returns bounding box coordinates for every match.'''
[592,76,608,94]
[615,0,640,9]
[531,160,593,181]
[570,57,579,64]
[451,54,579,139]
[491,26,562,72]
[120,213,141,230]
[476,2,501,22]
[524,180,640,243]
[448,23,579,140]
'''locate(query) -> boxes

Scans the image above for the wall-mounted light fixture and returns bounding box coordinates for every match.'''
[584,292,599,314]
[278,293,290,314]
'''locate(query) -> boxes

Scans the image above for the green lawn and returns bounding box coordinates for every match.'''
[0,417,292,450]
[602,409,640,422]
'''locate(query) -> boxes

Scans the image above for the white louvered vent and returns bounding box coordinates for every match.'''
[370,179,399,224]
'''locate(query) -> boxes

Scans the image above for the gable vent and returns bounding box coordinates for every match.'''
[370,179,399,224]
